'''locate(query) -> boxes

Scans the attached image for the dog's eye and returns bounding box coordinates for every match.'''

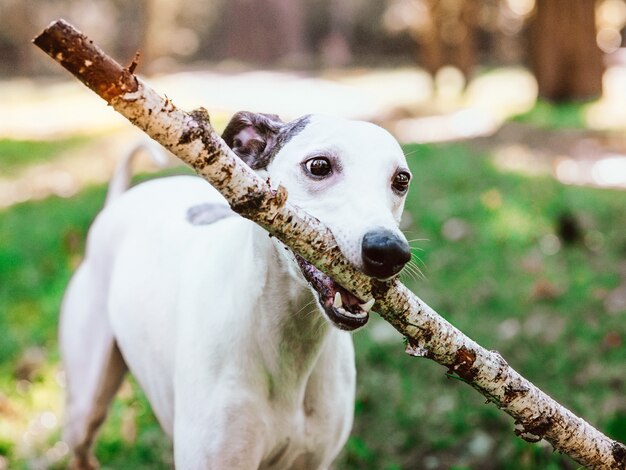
[304,157,332,178]
[392,171,411,193]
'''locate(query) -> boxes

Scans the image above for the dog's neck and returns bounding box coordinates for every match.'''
[250,225,336,400]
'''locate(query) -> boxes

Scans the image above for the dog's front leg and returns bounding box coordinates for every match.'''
[173,390,268,470]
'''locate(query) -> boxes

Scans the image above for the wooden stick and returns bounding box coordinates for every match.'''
[34,19,626,469]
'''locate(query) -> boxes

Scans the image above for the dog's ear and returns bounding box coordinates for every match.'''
[222,111,285,170]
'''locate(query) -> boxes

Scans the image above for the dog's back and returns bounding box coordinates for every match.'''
[61,174,247,432]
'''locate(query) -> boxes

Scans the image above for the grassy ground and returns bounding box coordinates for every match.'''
[0,137,90,176]
[1,136,625,469]
[511,100,588,129]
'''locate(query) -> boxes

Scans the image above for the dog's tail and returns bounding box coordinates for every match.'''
[105,140,169,206]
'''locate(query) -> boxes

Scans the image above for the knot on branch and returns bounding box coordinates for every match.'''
[179,108,229,172]
[448,346,478,382]
[231,184,288,221]
[612,442,626,468]
[127,51,140,75]
[514,415,553,443]
[502,383,527,406]
[404,337,430,358]
[369,278,393,299]
[179,108,213,147]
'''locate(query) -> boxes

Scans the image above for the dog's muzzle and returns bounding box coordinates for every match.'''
[295,255,373,331]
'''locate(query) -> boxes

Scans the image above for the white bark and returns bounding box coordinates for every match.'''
[34,19,626,469]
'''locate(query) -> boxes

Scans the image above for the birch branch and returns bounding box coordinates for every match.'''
[34,19,626,469]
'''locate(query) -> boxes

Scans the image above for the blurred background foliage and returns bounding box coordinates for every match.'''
[1,0,626,469]
[1,0,625,98]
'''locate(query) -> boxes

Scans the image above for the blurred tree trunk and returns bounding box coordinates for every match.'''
[140,0,182,70]
[320,0,354,67]
[530,0,603,101]
[112,0,146,63]
[220,0,308,65]
[454,0,478,78]
[1,0,35,74]
[418,0,477,79]
[419,0,444,76]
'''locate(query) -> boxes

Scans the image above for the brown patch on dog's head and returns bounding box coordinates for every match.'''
[222,111,310,170]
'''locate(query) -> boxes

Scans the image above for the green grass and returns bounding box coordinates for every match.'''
[0,137,90,176]
[1,141,625,469]
[511,100,589,129]
[340,143,626,469]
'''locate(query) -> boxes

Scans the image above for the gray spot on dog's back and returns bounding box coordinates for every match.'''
[186,203,236,226]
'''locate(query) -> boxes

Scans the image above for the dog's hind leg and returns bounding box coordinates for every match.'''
[60,263,128,470]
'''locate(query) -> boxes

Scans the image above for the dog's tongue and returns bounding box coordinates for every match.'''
[294,255,372,331]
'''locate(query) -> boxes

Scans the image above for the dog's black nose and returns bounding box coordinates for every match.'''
[361,229,411,279]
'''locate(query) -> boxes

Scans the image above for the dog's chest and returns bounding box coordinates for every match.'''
[259,336,356,469]
[260,406,337,469]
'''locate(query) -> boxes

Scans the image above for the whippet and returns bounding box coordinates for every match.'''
[60,111,412,469]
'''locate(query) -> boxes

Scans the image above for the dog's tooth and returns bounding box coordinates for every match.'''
[360,298,375,313]
[345,310,367,319]
[333,292,342,308]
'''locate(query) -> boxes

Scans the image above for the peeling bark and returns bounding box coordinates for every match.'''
[34,19,626,469]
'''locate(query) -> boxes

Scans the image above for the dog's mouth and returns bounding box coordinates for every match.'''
[295,255,373,331]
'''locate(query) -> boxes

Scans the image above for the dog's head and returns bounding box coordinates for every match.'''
[223,111,412,331]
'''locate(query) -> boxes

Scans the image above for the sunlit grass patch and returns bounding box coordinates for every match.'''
[0,137,91,176]
[0,358,65,469]
[0,185,105,469]
[511,99,589,129]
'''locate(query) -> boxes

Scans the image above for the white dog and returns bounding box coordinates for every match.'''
[60,111,412,469]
